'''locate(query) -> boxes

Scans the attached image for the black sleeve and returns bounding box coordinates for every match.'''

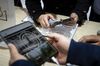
[67,40,100,66]
[11,60,39,66]
[73,0,90,26]
[25,0,44,24]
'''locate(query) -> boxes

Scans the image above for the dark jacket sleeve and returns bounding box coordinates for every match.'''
[25,0,44,24]
[73,0,90,26]
[67,40,100,66]
[11,60,39,66]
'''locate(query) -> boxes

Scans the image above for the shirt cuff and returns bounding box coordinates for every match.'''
[11,60,38,66]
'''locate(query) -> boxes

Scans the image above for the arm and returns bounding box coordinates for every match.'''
[67,40,100,66]
[25,0,55,27]
[25,0,44,23]
[72,0,90,26]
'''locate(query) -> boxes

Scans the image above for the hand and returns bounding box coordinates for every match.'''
[47,33,70,64]
[8,44,27,65]
[70,13,79,24]
[37,14,55,27]
[78,35,100,46]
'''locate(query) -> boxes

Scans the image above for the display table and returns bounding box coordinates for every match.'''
[0,7,100,66]
[73,21,100,41]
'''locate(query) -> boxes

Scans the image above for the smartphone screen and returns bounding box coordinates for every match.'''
[0,21,57,64]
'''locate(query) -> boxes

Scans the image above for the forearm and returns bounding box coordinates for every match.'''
[73,0,90,26]
[25,0,44,23]
[67,40,100,66]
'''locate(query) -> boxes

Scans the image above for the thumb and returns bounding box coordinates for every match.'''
[47,33,64,42]
[8,44,27,65]
[48,14,55,20]
[95,42,100,46]
[8,44,19,57]
[70,13,78,22]
[47,33,59,39]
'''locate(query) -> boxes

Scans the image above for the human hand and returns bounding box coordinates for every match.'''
[37,14,55,27]
[47,33,70,64]
[78,35,100,46]
[70,13,79,24]
[8,44,27,65]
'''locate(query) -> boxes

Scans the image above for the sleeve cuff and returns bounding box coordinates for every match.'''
[67,39,100,65]
[11,60,38,66]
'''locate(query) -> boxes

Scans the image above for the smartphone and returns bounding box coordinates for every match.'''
[0,21,57,65]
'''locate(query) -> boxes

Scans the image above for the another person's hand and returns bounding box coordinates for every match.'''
[78,35,100,45]
[8,44,27,65]
[37,14,55,27]
[47,33,70,64]
[70,13,79,24]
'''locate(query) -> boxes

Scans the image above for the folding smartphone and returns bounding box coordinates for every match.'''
[0,21,57,65]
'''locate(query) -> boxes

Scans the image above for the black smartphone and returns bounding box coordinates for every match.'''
[0,21,57,65]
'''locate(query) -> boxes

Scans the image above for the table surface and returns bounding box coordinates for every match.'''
[0,7,100,66]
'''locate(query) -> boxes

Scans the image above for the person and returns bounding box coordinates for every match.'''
[9,33,100,66]
[25,0,90,27]
[79,35,100,45]
[89,0,100,22]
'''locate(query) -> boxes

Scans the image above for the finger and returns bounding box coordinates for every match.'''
[79,35,99,43]
[78,37,86,42]
[40,19,46,27]
[45,36,53,43]
[47,33,58,39]
[96,42,100,46]
[47,33,62,41]
[70,13,78,23]
[78,37,94,43]
[49,14,55,20]
[43,18,50,27]
[71,16,77,22]
[74,17,77,22]
[78,35,90,42]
